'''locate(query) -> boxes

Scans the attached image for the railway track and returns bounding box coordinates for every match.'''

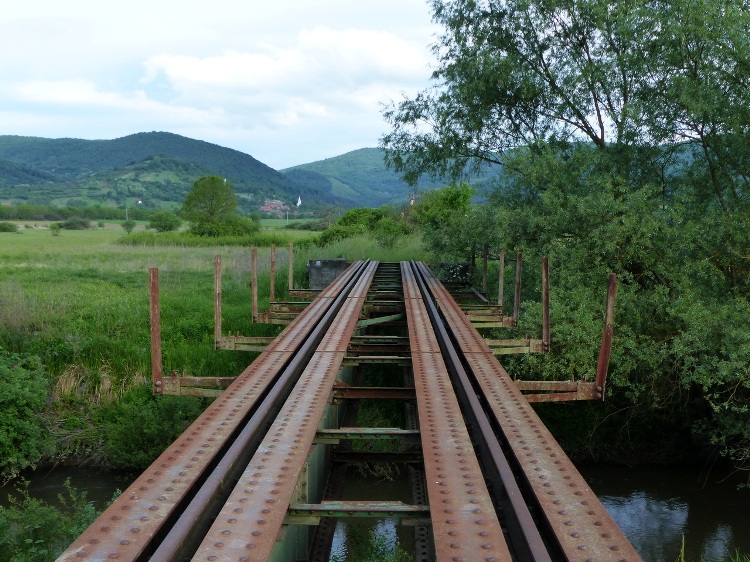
[58,261,641,562]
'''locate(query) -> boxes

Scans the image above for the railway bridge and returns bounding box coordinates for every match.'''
[58,260,641,561]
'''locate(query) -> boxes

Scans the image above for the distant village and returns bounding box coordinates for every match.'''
[258,199,295,218]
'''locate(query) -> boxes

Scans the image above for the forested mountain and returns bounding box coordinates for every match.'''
[0,132,333,211]
[282,148,434,206]
[0,133,505,212]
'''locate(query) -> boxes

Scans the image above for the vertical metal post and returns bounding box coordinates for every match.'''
[542,257,550,352]
[595,273,617,400]
[498,250,505,309]
[288,240,294,291]
[482,244,488,295]
[149,268,163,395]
[270,244,276,303]
[251,247,258,323]
[513,252,523,326]
[214,255,222,349]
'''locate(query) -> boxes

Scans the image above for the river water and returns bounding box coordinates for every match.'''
[579,463,750,562]
[2,463,747,561]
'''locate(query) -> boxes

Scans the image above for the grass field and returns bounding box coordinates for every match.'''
[0,227,425,386]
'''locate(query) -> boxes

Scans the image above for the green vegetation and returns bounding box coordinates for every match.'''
[0,132,313,210]
[0,350,50,483]
[0,223,419,481]
[0,479,103,561]
[381,0,750,473]
[180,176,260,237]
[0,221,18,233]
[148,210,181,232]
[282,147,449,207]
[316,206,413,248]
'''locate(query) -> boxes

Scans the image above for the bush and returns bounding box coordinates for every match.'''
[58,217,91,230]
[0,222,18,233]
[0,349,50,483]
[121,220,136,234]
[96,385,206,469]
[148,210,182,232]
[189,214,261,237]
[0,479,101,561]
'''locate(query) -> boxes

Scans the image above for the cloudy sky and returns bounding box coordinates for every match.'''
[0,1,438,169]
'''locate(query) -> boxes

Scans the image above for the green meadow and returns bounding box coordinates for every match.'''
[0,222,424,434]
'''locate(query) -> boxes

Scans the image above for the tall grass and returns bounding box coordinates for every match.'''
[0,229,426,385]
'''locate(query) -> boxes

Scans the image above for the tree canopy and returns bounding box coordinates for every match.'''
[381,0,750,473]
[180,176,259,237]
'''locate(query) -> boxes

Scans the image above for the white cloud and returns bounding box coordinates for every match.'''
[0,0,438,168]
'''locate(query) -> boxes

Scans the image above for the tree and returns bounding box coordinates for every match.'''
[180,176,239,236]
[148,210,182,232]
[121,220,136,234]
[380,0,750,470]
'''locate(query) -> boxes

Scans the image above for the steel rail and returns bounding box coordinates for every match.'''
[408,260,554,561]
[191,261,378,561]
[414,261,642,561]
[401,262,513,562]
[149,261,376,561]
[56,261,370,562]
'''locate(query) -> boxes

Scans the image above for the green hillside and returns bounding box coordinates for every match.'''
[282,147,505,207]
[0,132,327,211]
[0,133,504,212]
[282,148,427,207]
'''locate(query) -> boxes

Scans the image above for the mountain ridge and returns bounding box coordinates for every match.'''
[0,132,467,211]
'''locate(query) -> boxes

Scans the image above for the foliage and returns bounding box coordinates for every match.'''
[49,223,61,236]
[0,221,19,233]
[0,479,101,561]
[179,176,261,237]
[148,210,182,232]
[0,350,50,483]
[379,0,750,468]
[117,228,302,248]
[316,205,413,248]
[95,385,207,469]
[58,217,91,230]
[121,220,136,234]
[181,176,237,227]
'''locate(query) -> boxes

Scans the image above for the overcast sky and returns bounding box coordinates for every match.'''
[0,1,438,169]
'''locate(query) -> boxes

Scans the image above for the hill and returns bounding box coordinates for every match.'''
[0,132,329,212]
[282,147,507,207]
[282,148,440,207]
[0,133,506,213]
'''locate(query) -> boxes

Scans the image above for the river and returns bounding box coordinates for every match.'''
[2,463,747,561]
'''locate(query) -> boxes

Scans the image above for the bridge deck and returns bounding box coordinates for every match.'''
[57,261,640,562]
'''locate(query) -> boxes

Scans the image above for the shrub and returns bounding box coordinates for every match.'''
[0,221,18,233]
[121,219,136,234]
[0,479,101,561]
[0,349,50,483]
[96,385,206,469]
[188,214,260,237]
[59,217,91,230]
[148,210,182,232]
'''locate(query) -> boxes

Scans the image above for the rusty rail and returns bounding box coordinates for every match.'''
[59,261,639,562]
[415,261,641,560]
[57,261,372,561]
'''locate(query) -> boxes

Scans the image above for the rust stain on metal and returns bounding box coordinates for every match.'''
[419,264,641,561]
[402,262,512,562]
[55,263,368,562]
[192,261,377,561]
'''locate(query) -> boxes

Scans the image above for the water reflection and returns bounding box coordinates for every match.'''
[581,464,749,562]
